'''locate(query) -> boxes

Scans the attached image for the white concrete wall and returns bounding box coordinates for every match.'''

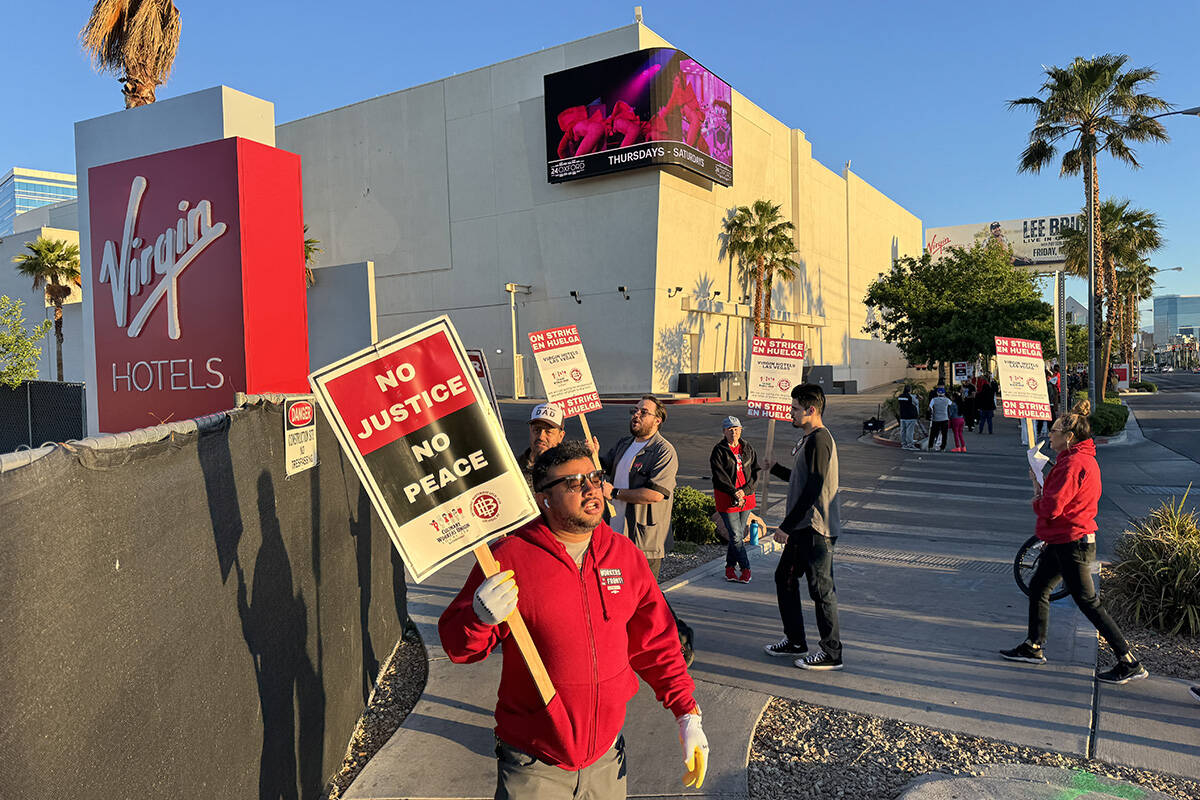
[307,261,377,370]
[74,86,276,433]
[0,225,83,381]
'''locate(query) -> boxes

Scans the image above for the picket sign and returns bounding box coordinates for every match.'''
[994,335,1053,477]
[527,325,613,515]
[746,337,806,510]
[309,316,554,705]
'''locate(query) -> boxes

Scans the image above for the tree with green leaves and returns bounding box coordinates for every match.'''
[864,242,1052,382]
[0,296,53,389]
[81,0,181,108]
[303,224,323,288]
[13,237,81,382]
[1009,53,1170,401]
[1060,198,1163,394]
[720,200,798,337]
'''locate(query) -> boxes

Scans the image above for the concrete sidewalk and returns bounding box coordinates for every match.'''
[345,413,1200,799]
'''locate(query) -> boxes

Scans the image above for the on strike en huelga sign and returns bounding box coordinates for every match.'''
[284,397,318,477]
[528,325,602,417]
[952,362,974,383]
[995,336,1052,420]
[309,317,538,583]
[747,337,806,421]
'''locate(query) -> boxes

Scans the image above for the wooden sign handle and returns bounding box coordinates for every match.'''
[473,543,556,705]
[577,413,616,517]
[761,418,777,508]
[1025,418,1036,450]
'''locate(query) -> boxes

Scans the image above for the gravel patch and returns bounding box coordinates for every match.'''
[324,623,428,800]
[1096,567,1200,680]
[749,697,1200,800]
[658,543,727,581]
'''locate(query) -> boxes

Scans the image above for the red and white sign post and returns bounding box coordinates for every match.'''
[746,336,806,507]
[310,317,553,702]
[87,137,309,433]
[995,336,1052,453]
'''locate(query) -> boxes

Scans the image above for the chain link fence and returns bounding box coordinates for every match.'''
[0,380,85,453]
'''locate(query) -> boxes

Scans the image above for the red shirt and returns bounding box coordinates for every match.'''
[1033,439,1101,544]
[714,443,757,512]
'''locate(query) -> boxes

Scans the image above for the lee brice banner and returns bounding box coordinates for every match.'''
[528,325,602,417]
[309,317,538,583]
[925,215,1081,268]
[747,337,806,421]
[544,47,733,186]
[994,336,1052,420]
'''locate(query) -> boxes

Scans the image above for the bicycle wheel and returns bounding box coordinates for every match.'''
[1013,534,1070,601]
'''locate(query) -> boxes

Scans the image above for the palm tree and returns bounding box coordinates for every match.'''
[303,224,323,288]
[81,0,181,108]
[1117,259,1157,376]
[1009,54,1170,400]
[1061,199,1162,395]
[13,238,82,382]
[721,200,798,337]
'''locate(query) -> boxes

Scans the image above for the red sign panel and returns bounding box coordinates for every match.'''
[88,137,308,433]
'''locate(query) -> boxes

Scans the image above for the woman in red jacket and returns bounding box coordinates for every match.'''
[1000,400,1147,684]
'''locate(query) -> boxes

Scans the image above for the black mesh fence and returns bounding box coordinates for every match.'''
[0,380,84,453]
[0,401,407,799]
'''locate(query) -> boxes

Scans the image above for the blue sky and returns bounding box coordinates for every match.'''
[8,1,1198,321]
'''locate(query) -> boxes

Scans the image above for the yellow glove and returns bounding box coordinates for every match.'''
[677,711,708,788]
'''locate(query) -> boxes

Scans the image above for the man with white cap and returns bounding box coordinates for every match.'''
[516,403,565,490]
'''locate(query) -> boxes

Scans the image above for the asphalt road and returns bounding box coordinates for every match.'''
[1125,372,1200,464]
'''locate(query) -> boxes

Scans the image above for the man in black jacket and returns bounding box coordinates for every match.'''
[897,386,919,450]
[762,384,843,671]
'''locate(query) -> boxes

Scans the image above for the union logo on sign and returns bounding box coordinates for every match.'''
[471,491,502,521]
[571,368,583,382]
[1026,377,1038,390]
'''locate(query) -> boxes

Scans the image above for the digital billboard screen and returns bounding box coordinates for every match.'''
[544,48,733,186]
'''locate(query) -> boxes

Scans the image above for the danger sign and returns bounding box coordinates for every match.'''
[309,317,538,582]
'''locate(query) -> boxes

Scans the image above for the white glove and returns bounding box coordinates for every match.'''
[473,570,519,626]
[677,711,709,788]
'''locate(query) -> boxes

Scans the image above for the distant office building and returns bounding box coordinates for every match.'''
[1154,294,1200,343]
[1064,296,1088,325]
[0,167,78,235]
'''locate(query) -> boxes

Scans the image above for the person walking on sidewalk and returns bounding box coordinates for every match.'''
[897,386,919,450]
[999,400,1148,684]
[948,391,966,452]
[763,384,844,671]
[928,386,951,451]
[710,415,761,584]
[976,377,997,434]
[439,441,709,798]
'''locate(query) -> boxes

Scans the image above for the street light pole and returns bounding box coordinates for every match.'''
[504,282,532,399]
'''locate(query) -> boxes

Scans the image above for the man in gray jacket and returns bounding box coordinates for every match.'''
[600,395,695,665]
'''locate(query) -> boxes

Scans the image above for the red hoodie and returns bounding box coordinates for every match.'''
[438,517,696,770]
[1033,438,1101,544]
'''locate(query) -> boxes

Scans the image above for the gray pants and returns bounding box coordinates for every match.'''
[496,735,626,800]
[899,418,917,448]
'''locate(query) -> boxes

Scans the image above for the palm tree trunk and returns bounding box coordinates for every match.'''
[753,256,765,338]
[1099,255,1119,397]
[54,302,64,382]
[124,78,158,109]
[1088,153,1105,403]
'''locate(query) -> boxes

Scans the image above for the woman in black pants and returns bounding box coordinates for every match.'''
[999,400,1146,684]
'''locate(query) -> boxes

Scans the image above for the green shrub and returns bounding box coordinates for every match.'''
[1129,380,1157,392]
[884,383,931,421]
[671,486,719,544]
[1089,402,1129,435]
[1107,488,1200,635]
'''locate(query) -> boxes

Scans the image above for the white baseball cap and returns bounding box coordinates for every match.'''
[528,403,564,428]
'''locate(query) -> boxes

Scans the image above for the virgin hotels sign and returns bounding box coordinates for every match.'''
[88,138,309,433]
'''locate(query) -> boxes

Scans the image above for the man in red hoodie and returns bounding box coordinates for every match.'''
[439,440,708,799]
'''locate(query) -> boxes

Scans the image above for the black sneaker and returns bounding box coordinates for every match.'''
[1096,660,1148,685]
[763,637,807,657]
[795,650,843,671]
[999,642,1046,664]
[1189,685,1200,705]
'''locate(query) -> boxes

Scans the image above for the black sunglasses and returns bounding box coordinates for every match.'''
[537,469,605,493]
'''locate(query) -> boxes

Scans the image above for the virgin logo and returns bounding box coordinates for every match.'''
[289,401,314,426]
[98,175,228,340]
[926,234,951,256]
